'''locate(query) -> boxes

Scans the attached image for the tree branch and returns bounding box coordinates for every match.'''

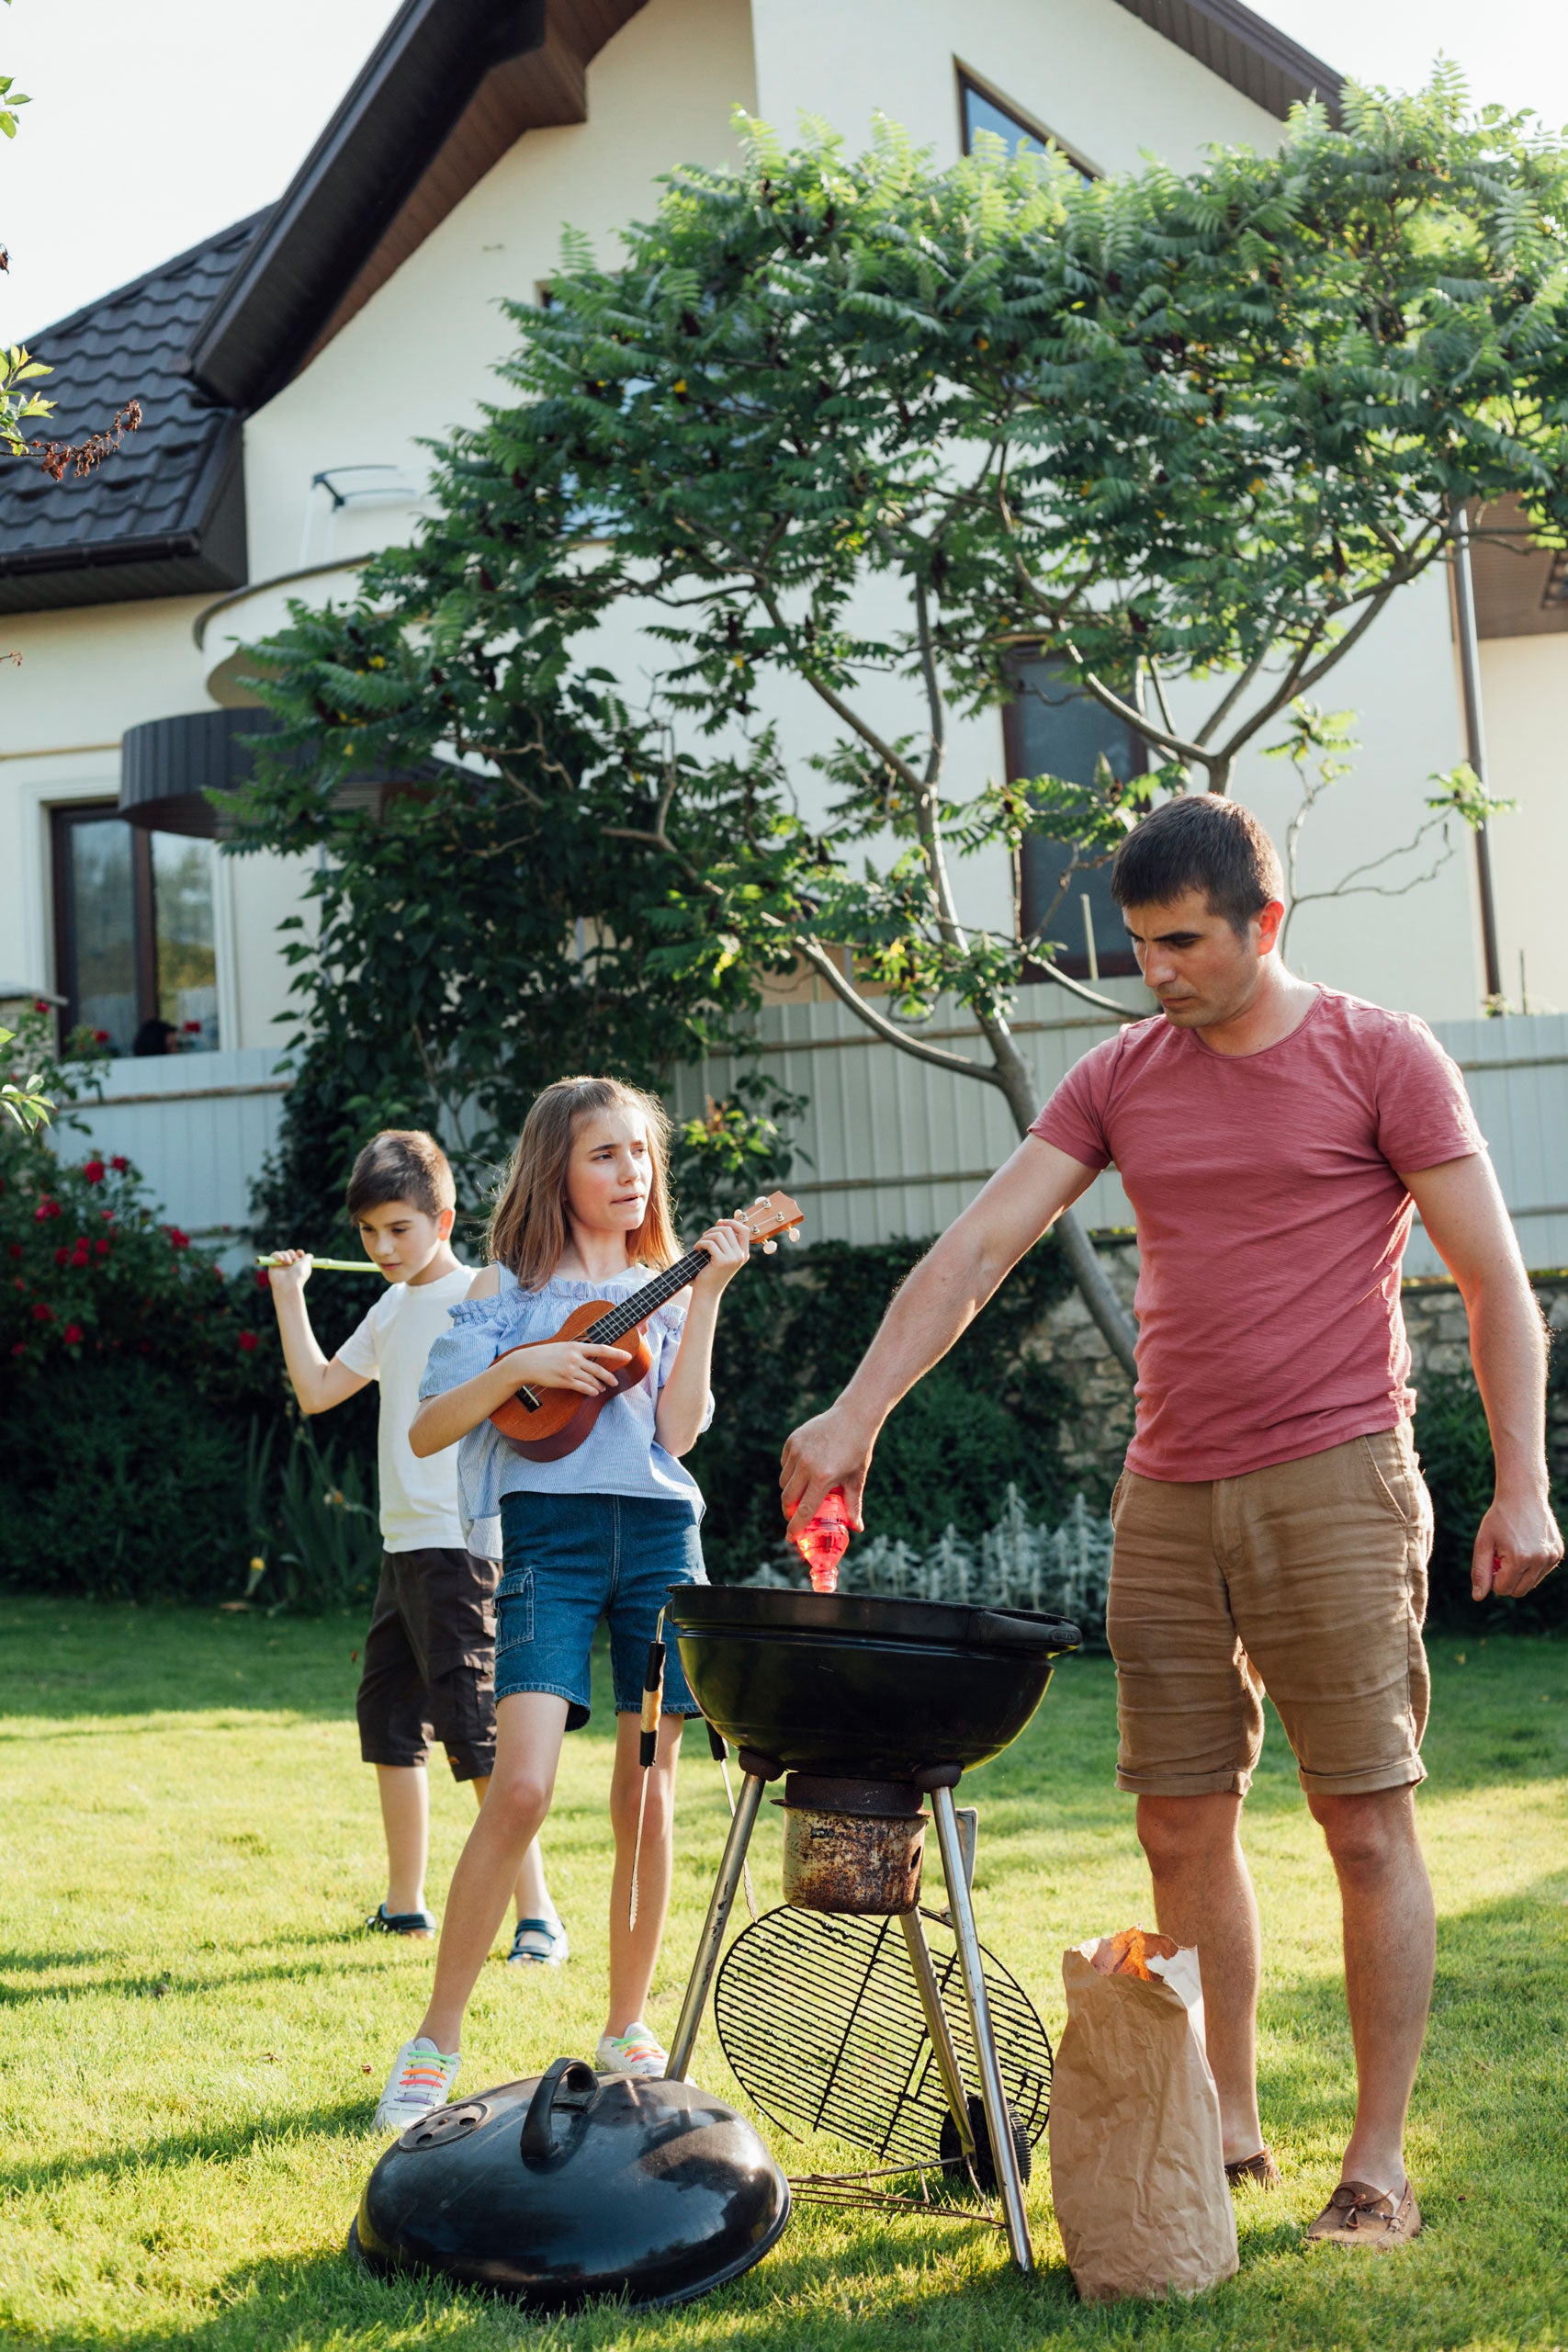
[1032,958,1147,1022]
[795,937,1010,1087]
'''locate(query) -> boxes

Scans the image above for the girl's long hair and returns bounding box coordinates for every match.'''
[488,1077,679,1290]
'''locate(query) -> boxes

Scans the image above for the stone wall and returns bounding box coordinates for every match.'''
[1028,1247,1568,1497]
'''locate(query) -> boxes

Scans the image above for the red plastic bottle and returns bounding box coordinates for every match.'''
[794,1487,851,1594]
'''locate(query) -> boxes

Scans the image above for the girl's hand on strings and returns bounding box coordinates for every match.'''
[514,1340,631,1396]
[690,1218,752,1296]
[265,1249,312,1295]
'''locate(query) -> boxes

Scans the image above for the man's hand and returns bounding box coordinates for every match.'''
[781,1408,876,1540]
[1472,1488,1563,1601]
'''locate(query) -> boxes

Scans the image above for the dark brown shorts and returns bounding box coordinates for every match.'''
[1108,1426,1433,1799]
[355,1547,500,1781]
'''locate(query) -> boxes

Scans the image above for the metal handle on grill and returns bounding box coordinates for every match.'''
[520,2057,599,2159]
[969,1609,1082,1652]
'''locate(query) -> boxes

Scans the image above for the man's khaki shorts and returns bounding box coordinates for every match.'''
[1108,1425,1433,1800]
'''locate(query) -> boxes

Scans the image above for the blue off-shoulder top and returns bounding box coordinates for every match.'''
[418,1264,712,1545]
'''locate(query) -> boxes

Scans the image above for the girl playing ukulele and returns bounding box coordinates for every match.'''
[373,1077,752,2132]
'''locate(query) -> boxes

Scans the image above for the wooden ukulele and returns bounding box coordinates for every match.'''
[488,1190,804,1460]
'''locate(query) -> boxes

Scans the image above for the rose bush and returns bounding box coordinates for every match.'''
[1,1011,288,1597]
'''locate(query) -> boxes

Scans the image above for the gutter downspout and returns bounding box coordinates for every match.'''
[1450,506,1504,1004]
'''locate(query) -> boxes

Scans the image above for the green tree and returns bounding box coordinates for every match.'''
[242,78,1568,1365]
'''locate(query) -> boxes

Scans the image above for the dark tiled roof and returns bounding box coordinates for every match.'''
[0,211,268,613]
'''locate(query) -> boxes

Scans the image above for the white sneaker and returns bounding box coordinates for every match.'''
[595,2021,667,2079]
[374,2036,460,2133]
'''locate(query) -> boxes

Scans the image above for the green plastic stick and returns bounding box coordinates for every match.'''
[254,1254,382,1273]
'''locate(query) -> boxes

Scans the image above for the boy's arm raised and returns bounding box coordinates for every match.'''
[265,1250,371,1415]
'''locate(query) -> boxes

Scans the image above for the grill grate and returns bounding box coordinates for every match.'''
[714,1906,1052,2169]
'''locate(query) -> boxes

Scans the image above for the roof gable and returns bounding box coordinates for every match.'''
[186,0,1338,416]
[187,0,649,412]
[1110,0,1341,124]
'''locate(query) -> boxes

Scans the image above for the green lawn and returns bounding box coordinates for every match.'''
[0,1598,1563,2352]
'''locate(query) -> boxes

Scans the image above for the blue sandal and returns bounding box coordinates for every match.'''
[366,1903,436,1939]
[506,1915,570,1967]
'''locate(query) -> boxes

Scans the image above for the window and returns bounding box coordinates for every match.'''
[957,66,1094,176]
[1007,657,1144,980]
[51,805,220,1055]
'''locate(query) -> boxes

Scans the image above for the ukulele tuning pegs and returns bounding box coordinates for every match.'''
[785,1227,801,1242]
[761,1239,778,1255]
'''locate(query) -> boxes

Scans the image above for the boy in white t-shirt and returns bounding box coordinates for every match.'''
[266,1129,565,1962]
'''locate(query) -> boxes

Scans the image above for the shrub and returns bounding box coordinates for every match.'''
[0,1012,288,1600]
[240,1421,381,1616]
[744,1485,1114,1645]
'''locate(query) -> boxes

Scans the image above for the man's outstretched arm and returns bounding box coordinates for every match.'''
[780,1136,1100,1537]
[1404,1152,1562,1600]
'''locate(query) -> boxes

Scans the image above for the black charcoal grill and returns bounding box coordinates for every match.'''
[661,1584,1079,2274]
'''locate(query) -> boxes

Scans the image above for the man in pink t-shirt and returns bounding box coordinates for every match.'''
[782,794,1560,2251]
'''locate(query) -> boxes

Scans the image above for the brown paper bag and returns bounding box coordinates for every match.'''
[1048,1928,1238,2301]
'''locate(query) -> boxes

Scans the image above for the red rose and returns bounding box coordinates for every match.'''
[54,1247,69,1267]
[255,1270,272,1290]
[34,1199,59,1222]
[83,1159,106,1184]
[31,1302,52,1323]
[166,1227,191,1250]
[95,1238,109,1258]
[183,1020,202,1033]
[32,999,50,1014]
[92,1029,110,1045]
[212,1266,226,1283]
[110,1155,129,1173]
[237,1329,259,1352]
[71,1250,89,1271]
[12,1277,24,1292]
[101,1208,115,1222]
[9,1342,24,1357]
[62,1323,83,1344]
[6,1243,19,1260]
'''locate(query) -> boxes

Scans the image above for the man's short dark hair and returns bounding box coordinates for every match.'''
[1110,795,1283,934]
[345,1129,455,1222]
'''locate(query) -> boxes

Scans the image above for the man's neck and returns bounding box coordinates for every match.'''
[1190,963,1320,1058]
[404,1244,462,1288]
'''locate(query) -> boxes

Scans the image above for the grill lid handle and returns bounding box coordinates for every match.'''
[969,1610,1082,1652]
[520,2056,600,2160]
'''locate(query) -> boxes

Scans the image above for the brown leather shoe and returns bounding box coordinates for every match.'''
[1306,2178,1421,2247]
[1225,2146,1281,2188]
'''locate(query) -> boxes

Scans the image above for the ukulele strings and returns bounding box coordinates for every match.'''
[583,1246,712,1347]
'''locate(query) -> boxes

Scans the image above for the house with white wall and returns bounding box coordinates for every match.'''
[2,0,1564,1267]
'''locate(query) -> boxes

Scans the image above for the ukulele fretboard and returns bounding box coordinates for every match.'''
[583,1249,711,1346]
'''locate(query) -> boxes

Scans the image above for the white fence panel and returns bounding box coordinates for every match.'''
[1414,1013,1568,1275]
[40,1004,1566,1280]
[54,1048,290,1255]
[673,979,1140,1245]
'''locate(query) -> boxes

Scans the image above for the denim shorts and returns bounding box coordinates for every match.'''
[494,1491,705,1728]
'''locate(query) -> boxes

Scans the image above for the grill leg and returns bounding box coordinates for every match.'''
[664,1771,766,2082]
[931,1784,1034,2273]
[897,1909,976,2158]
